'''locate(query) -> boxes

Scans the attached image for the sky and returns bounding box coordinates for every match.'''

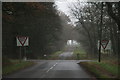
[1,0,119,2]
[55,1,92,28]
[55,0,78,26]
[55,0,87,26]
[54,0,119,26]
[55,0,69,15]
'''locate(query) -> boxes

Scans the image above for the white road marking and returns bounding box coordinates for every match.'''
[50,67,54,69]
[46,63,58,73]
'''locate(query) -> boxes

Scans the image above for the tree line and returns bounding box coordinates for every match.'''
[2,2,63,59]
[67,2,120,58]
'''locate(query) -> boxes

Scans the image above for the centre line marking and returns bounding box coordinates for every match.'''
[46,63,58,73]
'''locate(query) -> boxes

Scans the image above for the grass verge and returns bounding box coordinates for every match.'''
[79,61,119,80]
[73,47,88,60]
[3,60,35,75]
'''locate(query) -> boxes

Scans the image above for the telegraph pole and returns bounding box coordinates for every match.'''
[98,2,103,62]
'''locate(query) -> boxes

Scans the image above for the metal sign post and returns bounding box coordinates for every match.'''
[24,47,27,61]
[98,2,103,62]
[16,36,29,62]
[19,46,22,62]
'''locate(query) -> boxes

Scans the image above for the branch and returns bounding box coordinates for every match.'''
[106,2,120,25]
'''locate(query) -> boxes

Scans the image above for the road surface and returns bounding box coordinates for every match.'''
[4,60,96,79]
[3,52,96,79]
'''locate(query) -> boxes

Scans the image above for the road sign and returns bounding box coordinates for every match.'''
[106,40,111,50]
[101,40,109,49]
[16,36,29,46]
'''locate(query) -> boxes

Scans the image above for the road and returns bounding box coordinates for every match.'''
[3,52,96,79]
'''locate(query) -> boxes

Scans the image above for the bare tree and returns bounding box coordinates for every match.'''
[67,1,101,57]
[66,1,119,59]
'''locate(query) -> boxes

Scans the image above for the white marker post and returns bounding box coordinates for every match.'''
[16,36,29,62]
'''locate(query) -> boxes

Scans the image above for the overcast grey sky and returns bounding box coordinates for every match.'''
[55,0,79,26]
[55,1,69,15]
[55,0,119,26]
[1,0,118,2]
[55,0,85,26]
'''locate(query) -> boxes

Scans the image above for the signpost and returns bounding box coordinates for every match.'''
[98,40,110,62]
[16,36,29,62]
[98,40,111,50]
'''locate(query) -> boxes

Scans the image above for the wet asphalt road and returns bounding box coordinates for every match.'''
[3,52,96,80]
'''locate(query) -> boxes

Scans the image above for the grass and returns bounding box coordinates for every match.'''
[74,47,86,55]
[3,60,35,75]
[73,47,88,60]
[94,62,118,75]
[79,60,119,79]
